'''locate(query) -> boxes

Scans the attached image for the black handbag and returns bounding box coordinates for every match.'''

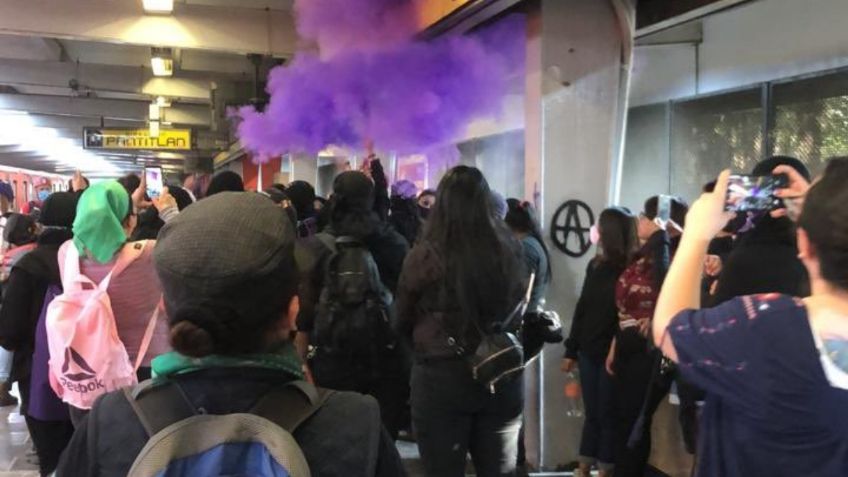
[466,275,535,394]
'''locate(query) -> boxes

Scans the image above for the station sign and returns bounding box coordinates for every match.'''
[83,127,193,151]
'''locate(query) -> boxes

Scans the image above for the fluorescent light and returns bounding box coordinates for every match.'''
[143,0,173,14]
[149,120,160,138]
[151,57,173,77]
[149,103,161,121]
[156,96,171,108]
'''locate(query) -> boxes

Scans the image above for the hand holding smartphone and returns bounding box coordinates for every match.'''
[145,167,164,199]
[724,174,788,212]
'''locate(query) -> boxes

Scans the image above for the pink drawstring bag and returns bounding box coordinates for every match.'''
[46,241,159,410]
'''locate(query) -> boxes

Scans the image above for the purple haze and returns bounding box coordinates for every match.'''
[294,0,417,57]
[238,13,525,160]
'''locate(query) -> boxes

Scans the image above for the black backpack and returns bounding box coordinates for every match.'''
[314,234,395,364]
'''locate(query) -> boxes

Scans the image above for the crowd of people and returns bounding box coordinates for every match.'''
[0,153,840,477]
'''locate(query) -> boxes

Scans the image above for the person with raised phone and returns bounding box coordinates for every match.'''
[652,166,848,476]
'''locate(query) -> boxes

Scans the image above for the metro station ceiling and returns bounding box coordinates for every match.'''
[0,0,296,178]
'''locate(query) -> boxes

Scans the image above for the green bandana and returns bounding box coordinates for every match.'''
[73,181,130,263]
[151,342,305,380]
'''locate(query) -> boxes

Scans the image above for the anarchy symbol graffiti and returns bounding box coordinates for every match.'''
[550,200,595,258]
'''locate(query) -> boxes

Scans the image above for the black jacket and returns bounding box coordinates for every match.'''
[388,198,421,248]
[0,228,72,385]
[394,242,526,359]
[713,216,809,305]
[55,368,405,477]
[564,259,624,362]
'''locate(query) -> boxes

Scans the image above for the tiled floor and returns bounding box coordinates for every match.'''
[0,387,38,476]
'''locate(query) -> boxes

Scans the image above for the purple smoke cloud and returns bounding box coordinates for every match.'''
[238,12,525,160]
[294,0,418,57]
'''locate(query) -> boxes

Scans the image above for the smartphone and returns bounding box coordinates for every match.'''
[145,167,164,199]
[656,194,672,228]
[724,174,788,212]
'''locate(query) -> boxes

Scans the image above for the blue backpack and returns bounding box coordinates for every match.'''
[123,380,332,477]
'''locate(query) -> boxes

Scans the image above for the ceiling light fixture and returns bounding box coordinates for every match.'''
[156,96,171,108]
[151,57,173,77]
[149,120,161,139]
[149,103,161,121]
[142,0,173,14]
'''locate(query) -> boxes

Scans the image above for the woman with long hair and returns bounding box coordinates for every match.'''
[610,196,687,477]
[396,166,528,477]
[563,207,639,477]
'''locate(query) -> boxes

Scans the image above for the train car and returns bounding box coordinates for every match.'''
[0,165,69,214]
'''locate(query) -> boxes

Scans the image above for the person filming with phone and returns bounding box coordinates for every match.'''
[711,156,811,305]
[653,160,848,476]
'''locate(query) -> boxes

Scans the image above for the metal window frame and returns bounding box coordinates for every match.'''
[632,64,848,177]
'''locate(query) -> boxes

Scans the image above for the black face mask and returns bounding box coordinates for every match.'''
[418,205,431,220]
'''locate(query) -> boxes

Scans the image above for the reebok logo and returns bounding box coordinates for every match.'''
[59,347,103,393]
[62,348,96,381]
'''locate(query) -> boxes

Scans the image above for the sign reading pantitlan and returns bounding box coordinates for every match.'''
[83,128,193,151]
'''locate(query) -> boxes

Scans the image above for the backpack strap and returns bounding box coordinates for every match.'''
[315,232,337,253]
[133,296,163,371]
[125,379,334,438]
[250,380,335,433]
[124,379,197,437]
[98,240,149,292]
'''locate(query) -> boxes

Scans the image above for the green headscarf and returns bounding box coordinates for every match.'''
[73,180,130,263]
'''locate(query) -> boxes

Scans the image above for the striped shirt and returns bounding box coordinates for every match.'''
[77,241,170,367]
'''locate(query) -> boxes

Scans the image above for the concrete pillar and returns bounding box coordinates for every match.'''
[523,0,634,469]
[291,154,319,185]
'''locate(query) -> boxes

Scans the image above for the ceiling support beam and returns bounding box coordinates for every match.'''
[0,93,212,127]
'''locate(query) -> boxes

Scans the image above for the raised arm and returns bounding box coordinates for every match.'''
[653,170,734,361]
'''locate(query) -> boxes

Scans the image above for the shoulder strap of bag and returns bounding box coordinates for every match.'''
[97,240,148,292]
[125,379,334,437]
[124,379,197,437]
[250,380,335,433]
[496,273,536,332]
[133,296,163,372]
[316,232,337,254]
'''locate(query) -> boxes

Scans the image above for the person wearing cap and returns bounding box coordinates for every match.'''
[711,156,811,305]
[296,171,410,440]
[65,181,169,423]
[0,192,77,476]
[55,192,405,476]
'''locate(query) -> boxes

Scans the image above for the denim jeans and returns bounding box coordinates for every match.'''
[411,359,523,477]
[577,353,616,470]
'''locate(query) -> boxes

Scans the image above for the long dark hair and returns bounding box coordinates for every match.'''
[423,166,525,326]
[597,207,639,269]
[505,199,552,283]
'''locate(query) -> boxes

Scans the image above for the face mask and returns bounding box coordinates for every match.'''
[37,189,50,202]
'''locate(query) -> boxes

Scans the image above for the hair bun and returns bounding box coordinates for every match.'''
[169,303,240,357]
[170,320,215,357]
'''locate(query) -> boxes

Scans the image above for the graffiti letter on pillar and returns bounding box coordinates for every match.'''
[551,200,595,258]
